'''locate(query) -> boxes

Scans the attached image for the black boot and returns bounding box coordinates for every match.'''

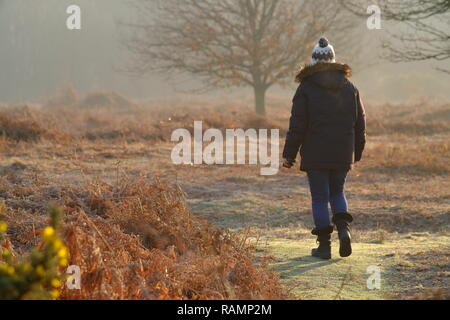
[311,226,333,260]
[332,213,353,258]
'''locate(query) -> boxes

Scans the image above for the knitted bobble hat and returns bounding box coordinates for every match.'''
[311,37,336,65]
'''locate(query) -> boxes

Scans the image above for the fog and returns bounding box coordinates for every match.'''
[1,0,449,104]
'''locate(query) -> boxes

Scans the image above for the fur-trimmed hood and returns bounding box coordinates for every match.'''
[295,63,352,84]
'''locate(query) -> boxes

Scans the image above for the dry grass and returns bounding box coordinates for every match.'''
[0,105,73,144]
[367,101,450,136]
[2,93,449,143]
[365,141,450,175]
[1,94,284,146]
[0,168,288,300]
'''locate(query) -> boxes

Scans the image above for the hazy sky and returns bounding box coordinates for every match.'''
[1,0,449,104]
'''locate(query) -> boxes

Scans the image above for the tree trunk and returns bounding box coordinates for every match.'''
[254,85,267,116]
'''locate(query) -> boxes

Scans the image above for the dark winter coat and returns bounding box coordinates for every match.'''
[283,63,366,172]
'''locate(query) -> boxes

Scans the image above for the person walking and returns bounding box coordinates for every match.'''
[282,37,366,260]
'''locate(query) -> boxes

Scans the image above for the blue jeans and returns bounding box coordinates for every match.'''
[307,170,349,229]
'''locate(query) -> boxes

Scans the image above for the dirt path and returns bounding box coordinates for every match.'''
[264,236,449,299]
[181,170,449,299]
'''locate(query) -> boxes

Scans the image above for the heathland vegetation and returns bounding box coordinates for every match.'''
[0,90,449,299]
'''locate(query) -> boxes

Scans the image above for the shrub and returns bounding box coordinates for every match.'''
[0,114,46,142]
[0,205,68,300]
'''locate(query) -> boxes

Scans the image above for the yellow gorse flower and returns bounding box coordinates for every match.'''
[50,289,60,299]
[58,258,68,267]
[20,263,31,272]
[51,278,62,288]
[53,239,63,250]
[42,227,55,241]
[6,266,15,275]
[0,222,7,233]
[57,247,68,259]
[35,265,45,277]
[2,248,11,258]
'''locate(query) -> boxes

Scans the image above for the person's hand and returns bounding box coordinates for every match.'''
[282,158,295,168]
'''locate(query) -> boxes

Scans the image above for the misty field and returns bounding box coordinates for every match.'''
[0,91,449,300]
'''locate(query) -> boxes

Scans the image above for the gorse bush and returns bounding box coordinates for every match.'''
[0,205,69,300]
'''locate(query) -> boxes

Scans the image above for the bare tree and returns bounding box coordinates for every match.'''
[123,0,359,115]
[342,0,450,73]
